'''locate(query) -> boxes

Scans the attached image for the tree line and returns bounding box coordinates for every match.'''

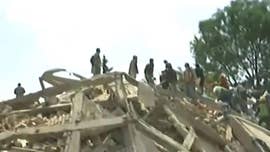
[191,0,270,89]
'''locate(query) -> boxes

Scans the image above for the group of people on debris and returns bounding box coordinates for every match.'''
[90,48,270,129]
[212,74,270,129]
[90,48,205,100]
[12,48,270,130]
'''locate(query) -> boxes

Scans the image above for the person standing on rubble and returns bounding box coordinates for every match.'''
[183,63,196,100]
[128,55,139,79]
[195,64,205,95]
[90,48,101,76]
[144,58,155,86]
[14,83,25,98]
[102,55,113,74]
[159,60,170,89]
[160,70,169,89]
[166,63,178,92]
[163,60,170,70]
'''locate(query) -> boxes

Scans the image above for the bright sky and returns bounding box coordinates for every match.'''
[0,0,232,100]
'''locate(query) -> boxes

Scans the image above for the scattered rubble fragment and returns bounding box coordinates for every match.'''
[0,69,269,152]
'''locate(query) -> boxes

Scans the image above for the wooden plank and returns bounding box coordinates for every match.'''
[183,128,196,150]
[10,146,45,152]
[114,74,137,152]
[0,103,71,118]
[163,105,207,152]
[0,116,127,142]
[231,115,270,136]
[172,102,226,147]
[225,125,233,142]
[65,92,83,152]
[229,117,262,152]
[136,119,190,152]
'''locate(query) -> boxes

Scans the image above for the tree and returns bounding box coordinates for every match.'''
[191,0,270,88]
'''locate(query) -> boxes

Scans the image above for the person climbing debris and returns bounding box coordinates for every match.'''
[144,58,155,86]
[128,55,139,79]
[90,48,101,76]
[102,55,113,74]
[14,83,25,98]
[195,64,205,95]
[256,92,270,129]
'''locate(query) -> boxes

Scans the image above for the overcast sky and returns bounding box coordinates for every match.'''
[0,0,232,100]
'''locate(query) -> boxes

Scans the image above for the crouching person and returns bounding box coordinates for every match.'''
[257,93,270,129]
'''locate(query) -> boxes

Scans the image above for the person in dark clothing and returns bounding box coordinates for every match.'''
[14,83,25,98]
[166,64,178,92]
[144,58,155,86]
[160,71,169,89]
[128,56,139,79]
[195,64,205,95]
[102,55,113,74]
[164,60,170,70]
[90,48,101,76]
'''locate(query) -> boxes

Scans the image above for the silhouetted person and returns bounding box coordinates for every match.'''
[144,58,155,86]
[166,64,178,92]
[195,64,205,95]
[102,55,113,74]
[166,64,177,84]
[184,63,196,100]
[90,48,101,76]
[128,55,139,79]
[163,60,170,70]
[160,71,169,89]
[14,83,25,98]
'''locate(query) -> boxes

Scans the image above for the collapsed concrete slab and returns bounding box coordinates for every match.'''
[0,69,269,152]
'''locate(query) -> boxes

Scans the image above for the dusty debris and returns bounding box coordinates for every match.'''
[0,69,270,152]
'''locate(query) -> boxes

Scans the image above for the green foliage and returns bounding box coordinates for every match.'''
[191,0,270,88]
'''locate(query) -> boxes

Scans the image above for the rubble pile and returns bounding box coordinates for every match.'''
[0,69,269,152]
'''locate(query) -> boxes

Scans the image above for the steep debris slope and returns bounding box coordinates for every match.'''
[0,69,269,152]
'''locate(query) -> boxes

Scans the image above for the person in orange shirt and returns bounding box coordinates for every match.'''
[219,73,230,89]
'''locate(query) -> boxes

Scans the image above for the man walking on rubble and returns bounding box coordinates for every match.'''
[144,58,155,86]
[183,63,196,100]
[195,64,205,95]
[14,83,25,98]
[128,55,139,79]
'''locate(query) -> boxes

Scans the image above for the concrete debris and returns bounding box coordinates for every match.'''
[0,69,270,152]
